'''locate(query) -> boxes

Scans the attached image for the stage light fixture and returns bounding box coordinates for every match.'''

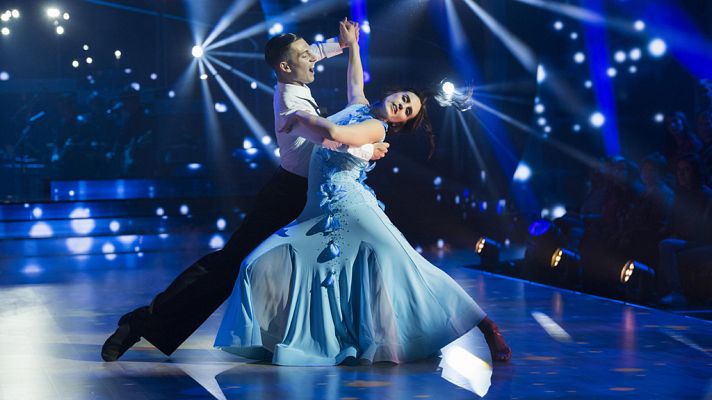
[513,162,531,182]
[442,81,456,96]
[83,44,89,50]
[475,237,501,269]
[86,57,93,64]
[607,67,617,77]
[261,136,272,145]
[620,260,655,284]
[654,113,664,123]
[535,104,545,114]
[168,90,176,98]
[250,81,257,89]
[584,80,592,88]
[114,50,121,59]
[214,102,228,113]
[199,73,208,80]
[570,32,578,40]
[634,20,645,31]
[1,11,9,22]
[63,12,69,20]
[12,9,19,18]
[1,27,9,36]
[648,38,666,57]
[362,21,371,34]
[314,33,324,42]
[553,21,563,30]
[316,64,324,72]
[614,51,626,63]
[46,8,60,19]
[56,26,64,35]
[573,52,585,63]
[629,48,641,61]
[629,66,637,74]
[191,45,204,58]
[590,112,605,128]
[537,65,546,83]
[550,247,581,286]
[71,60,79,68]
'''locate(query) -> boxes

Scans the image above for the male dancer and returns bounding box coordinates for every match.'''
[102,20,388,361]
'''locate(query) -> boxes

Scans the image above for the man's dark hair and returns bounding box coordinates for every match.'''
[264,33,302,69]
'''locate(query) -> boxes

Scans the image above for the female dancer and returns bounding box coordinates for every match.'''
[214,22,511,366]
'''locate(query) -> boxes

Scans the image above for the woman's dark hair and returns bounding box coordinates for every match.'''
[383,88,436,159]
[264,33,302,69]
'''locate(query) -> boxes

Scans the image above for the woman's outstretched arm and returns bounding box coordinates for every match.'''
[342,21,368,106]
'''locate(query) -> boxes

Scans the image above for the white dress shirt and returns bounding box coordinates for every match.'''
[273,41,374,177]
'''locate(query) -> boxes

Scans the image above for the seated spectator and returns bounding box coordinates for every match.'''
[663,112,701,172]
[616,153,673,266]
[694,109,712,184]
[658,154,712,306]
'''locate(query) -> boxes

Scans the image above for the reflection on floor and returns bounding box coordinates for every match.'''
[1,247,711,399]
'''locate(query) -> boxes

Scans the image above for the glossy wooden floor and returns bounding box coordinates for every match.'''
[1,247,710,399]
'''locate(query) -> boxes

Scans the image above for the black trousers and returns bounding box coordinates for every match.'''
[130,167,308,355]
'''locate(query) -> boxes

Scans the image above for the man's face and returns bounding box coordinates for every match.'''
[280,39,317,85]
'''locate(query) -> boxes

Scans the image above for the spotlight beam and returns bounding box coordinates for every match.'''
[455,111,498,198]
[462,0,537,73]
[202,0,258,48]
[208,51,265,60]
[197,59,227,170]
[206,55,274,95]
[201,58,278,163]
[205,0,344,51]
[471,99,599,168]
[474,92,534,105]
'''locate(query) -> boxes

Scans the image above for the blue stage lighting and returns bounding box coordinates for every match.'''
[30,222,53,238]
[71,60,79,68]
[156,207,165,216]
[316,64,324,72]
[46,8,61,18]
[32,207,43,218]
[634,20,645,31]
[614,51,626,63]
[130,82,140,91]
[214,102,228,113]
[274,148,281,157]
[629,48,641,61]
[70,208,95,235]
[648,38,667,57]
[537,65,546,83]
[392,167,399,174]
[573,52,585,63]
[86,57,93,64]
[188,163,202,170]
[513,162,531,182]
[180,205,189,215]
[537,117,547,126]
[216,218,227,230]
[654,113,664,123]
[584,80,592,88]
[314,33,324,42]
[261,136,272,145]
[362,21,371,34]
[535,104,545,114]
[553,21,563,30]
[590,112,605,128]
[268,22,283,36]
[168,90,176,98]
[433,176,443,186]
[56,26,64,35]
[0,71,8,80]
[570,32,578,40]
[607,67,617,77]
[250,81,257,89]
[192,45,204,58]
[200,73,208,80]
[442,81,456,96]
[551,205,566,218]
[66,237,92,253]
[210,234,225,249]
[243,138,254,149]
[573,124,581,132]
[109,221,120,232]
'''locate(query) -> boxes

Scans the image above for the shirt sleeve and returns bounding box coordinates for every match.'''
[309,38,343,62]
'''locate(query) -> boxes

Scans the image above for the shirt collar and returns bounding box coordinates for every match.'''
[277,82,313,99]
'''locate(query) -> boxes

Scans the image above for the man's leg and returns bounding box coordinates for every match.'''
[103,168,307,359]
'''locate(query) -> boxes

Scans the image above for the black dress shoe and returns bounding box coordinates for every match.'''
[101,313,141,361]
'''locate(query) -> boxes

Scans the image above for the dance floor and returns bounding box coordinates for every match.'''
[1,245,710,399]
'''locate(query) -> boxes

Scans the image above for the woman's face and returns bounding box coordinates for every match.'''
[381,91,422,124]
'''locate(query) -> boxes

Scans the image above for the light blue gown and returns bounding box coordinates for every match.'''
[215,104,486,366]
